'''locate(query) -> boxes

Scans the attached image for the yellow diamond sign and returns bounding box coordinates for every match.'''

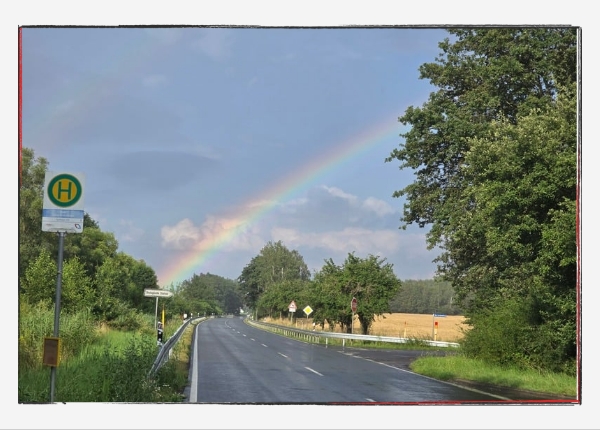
[303,306,313,316]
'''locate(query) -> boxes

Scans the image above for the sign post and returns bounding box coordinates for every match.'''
[303,305,313,329]
[42,171,85,403]
[144,289,174,332]
[288,300,297,323]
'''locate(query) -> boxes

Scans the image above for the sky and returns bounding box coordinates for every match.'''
[7,2,598,429]
[21,26,450,287]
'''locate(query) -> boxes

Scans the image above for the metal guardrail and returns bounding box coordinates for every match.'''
[246,319,460,348]
[148,317,206,376]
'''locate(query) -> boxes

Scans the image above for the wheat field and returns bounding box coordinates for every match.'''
[264,313,469,342]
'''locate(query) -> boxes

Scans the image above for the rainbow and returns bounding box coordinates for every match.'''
[158,117,408,287]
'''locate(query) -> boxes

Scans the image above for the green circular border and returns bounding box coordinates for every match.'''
[48,174,82,207]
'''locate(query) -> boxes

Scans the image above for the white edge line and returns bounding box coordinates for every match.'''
[189,323,199,403]
[305,367,324,376]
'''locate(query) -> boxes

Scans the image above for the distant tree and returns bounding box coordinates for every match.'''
[256,279,310,320]
[313,253,401,334]
[238,241,310,313]
[19,148,51,280]
[389,279,460,315]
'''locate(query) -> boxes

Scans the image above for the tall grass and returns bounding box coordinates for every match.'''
[18,298,188,403]
[19,328,187,403]
[19,299,99,370]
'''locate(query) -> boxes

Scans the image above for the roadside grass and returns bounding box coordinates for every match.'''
[409,355,577,398]
[166,319,197,396]
[18,325,187,403]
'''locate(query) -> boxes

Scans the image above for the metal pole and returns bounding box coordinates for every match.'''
[154,297,158,329]
[50,232,65,403]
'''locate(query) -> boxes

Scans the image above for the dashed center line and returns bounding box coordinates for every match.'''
[278,352,289,358]
[250,338,255,341]
[261,344,268,348]
[305,367,323,376]
[365,398,376,402]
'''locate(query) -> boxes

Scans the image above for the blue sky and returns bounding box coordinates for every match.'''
[22,26,450,286]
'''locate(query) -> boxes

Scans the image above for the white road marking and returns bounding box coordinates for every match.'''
[278,352,289,358]
[305,367,323,376]
[261,344,268,347]
[189,324,199,403]
[365,398,376,402]
[250,338,255,341]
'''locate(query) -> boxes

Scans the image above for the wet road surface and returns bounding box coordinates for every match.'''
[186,317,507,404]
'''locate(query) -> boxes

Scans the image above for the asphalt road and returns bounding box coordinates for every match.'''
[186,317,504,404]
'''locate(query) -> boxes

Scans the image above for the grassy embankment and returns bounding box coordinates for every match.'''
[18,309,190,403]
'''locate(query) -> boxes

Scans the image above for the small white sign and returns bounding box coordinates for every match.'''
[144,289,174,298]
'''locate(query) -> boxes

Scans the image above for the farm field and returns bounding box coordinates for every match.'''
[263,313,469,343]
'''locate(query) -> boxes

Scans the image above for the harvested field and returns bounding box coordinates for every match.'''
[264,313,469,343]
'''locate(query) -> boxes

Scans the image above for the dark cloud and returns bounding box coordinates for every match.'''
[106,150,217,191]
[275,185,400,232]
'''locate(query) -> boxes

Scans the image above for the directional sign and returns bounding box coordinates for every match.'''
[303,305,313,316]
[289,300,297,312]
[144,288,174,298]
[351,297,357,313]
[42,171,85,233]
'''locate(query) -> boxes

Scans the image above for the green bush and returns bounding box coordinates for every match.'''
[460,296,576,376]
[108,307,149,332]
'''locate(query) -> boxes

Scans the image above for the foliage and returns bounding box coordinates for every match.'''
[20,248,56,308]
[18,299,99,371]
[312,253,401,334]
[459,295,576,376]
[256,278,311,319]
[19,147,162,321]
[19,331,184,403]
[19,147,51,280]
[389,279,461,315]
[238,240,311,311]
[170,272,241,317]
[385,27,577,373]
[20,249,95,313]
[108,307,152,332]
